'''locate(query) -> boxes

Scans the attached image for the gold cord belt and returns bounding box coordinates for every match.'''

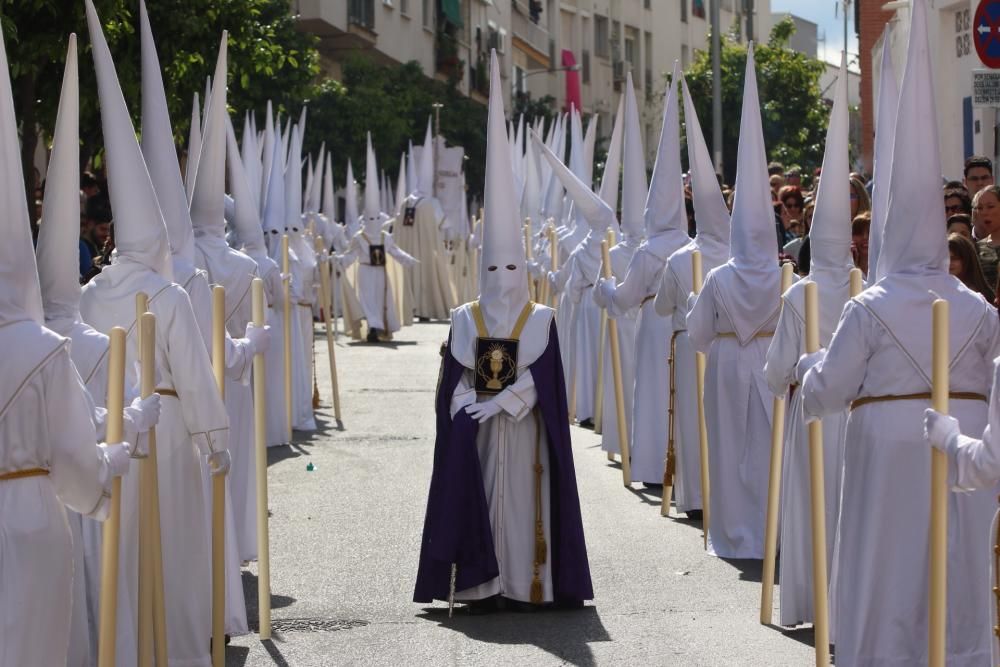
[994,511,1000,639]
[530,407,546,604]
[154,388,178,398]
[717,331,774,339]
[297,301,312,308]
[663,330,681,488]
[0,468,49,482]
[640,295,655,307]
[850,391,987,412]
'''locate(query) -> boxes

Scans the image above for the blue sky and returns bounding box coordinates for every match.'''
[771,0,860,66]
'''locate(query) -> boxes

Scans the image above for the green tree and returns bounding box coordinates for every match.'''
[681,17,828,185]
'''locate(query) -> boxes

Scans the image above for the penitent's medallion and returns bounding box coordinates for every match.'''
[474,337,518,395]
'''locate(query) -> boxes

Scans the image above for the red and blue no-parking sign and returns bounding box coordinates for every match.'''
[976,0,1000,68]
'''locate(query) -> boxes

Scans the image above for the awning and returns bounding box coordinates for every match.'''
[440,0,463,27]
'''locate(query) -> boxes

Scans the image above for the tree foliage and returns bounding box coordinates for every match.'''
[298,56,488,195]
[682,17,828,184]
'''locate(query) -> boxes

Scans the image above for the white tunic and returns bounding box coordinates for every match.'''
[449,305,555,602]
[763,282,848,627]
[561,248,602,423]
[800,275,1000,667]
[81,263,230,667]
[0,323,111,667]
[396,197,455,320]
[339,230,417,334]
[687,267,779,559]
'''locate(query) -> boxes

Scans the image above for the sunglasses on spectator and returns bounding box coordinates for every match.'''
[945,204,965,214]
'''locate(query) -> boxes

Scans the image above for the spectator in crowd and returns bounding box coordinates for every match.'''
[851,211,871,276]
[785,167,802,188]
[948,213,973,239]
[80,171,100,201]
[944,179,968,192]
[973,184,1000,288]
[769,173,783,200]
[768,161,785,178]
[849,174,871,219]
[945,186,972,222]
[949,232,993,301]
[777,184,805,247]
[964,155,994,195]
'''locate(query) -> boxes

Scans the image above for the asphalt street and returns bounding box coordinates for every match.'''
[226,321,816,666]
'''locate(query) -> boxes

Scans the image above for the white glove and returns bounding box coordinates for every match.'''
[123,393,161,435]
[99,442,131,478]
[465,400,502,423]
[547,271,557,288]
[244,322,271,356]
[924,409,961,454]
[593,278,614,308]
[280,272,292,284]
[208,450,231,476]
[795,348,827,384]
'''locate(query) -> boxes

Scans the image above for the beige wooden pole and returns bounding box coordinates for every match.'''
[136,295,168,666]
[849,267,863,297]
[548,226,559,309]
[282,235,293,442]
[804,281,831,666]
[594,228,613,441]
[523,220,536,302]
[691,250,710,549]
[251,279,272,639]
[760,261,795,622]
[318,243,342,423]
[602,238,631,486]
[210,286,226,667]
[97,327,126,667]
[929,297,949,667]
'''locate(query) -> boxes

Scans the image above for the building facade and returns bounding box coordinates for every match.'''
[293,0,771,158]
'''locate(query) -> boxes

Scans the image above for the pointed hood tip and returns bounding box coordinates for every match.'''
[680,74,729,249]
[189,30,228,236]
[620,72,646,240]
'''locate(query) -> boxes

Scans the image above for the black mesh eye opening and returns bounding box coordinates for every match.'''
[505,264,516,271]
[487,265,498,271]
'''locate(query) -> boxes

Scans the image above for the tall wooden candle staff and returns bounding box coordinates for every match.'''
[692,250,710,549]
[602,238,631,486]
[760,261,795,622]
[929,296,949,667]
[211,286,227,667]
[251,279,272,639]
[282,235,293,442]
[98,327,126,667]
[317,240,342,423]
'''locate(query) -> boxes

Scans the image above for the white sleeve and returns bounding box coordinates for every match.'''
[450,371,477,419]
[494,369,538,422]
[608,251,657,316]
[764,300,803,397]
[654,264,680,318]
[686,277,717,354]
[800,300,872,419]
[950,359,1000,490]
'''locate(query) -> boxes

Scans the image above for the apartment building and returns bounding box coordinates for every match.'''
[293,0,771,156]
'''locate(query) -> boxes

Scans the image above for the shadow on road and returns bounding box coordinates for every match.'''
[416,605,610,666]
[719,557,764,583]
[242,571,297,632]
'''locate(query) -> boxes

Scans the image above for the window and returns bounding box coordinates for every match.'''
[594,15,609,58]
[514,65,527,95]
[681,44,690,68]
[644,0,651,8]
[644,31,652,77]
[422,0,433,30]
[681,0,688,23]
[383,0,393,7]
[582,49,591,83]
[625,27,638,81]
[400,0,409,14]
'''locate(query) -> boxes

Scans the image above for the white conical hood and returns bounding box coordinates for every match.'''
[310,147,325,215]
[225,114,267,256]
[620,72,646,240]
[345,159,359,230]
[36,35,80,324]
[537,130,617,232]
[185,91,201,202]
[417,117,434,195]
[582,115,597,186]
[303,154,315,214]
[406,141,417,197]
[260,100,275,215]
[870,26,898,282]
[480,50,530,334]
[808,54,852,274]
[520,134,542,229]
[261,127,286,258]
[599,94,624,212]
[568,108,586,183]
[380,168,389,216]
[541,115,565,220]
[878,0,946,277]
[323,151,337,221]
[86,0,172,279]
[682,73,730,257]
[140,0,196,261]
[190,31,228,238]
[363,132,384,235]
[284,123,304,232]
[241,111,261,211]
[394,153,407,216]
[729,44,777,268]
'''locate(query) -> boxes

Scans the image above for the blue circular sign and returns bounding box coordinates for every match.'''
[976,0,1000,68]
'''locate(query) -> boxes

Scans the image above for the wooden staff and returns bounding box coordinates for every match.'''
[692,250,710,549]
[548,226,559,310]
[805,281,830,666]
[661,330,677,516]
[760,261,795,622]
[251,279,272,639]
[210,286,226,667]
[929,297,948,667]
[594,228,615,439]
[98,327,126,667]
[318,242,342,423]
[523,220,536,302]
[602,238,631,487]
[282,235,293,442]
[849,267,863,297]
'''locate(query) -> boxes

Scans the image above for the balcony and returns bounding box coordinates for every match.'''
[293,0,379,61]
[511,1,551,68]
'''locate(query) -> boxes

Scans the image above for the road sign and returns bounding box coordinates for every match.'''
[973,69,1000,106]
[975,0,1000,68]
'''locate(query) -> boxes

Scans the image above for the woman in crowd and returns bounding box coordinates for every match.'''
[949,232,993,301]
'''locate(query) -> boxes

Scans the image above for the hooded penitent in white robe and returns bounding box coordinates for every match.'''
[334,161,366,338]
[800,3,1000,663]
[687,46,781,559]
[80,4,231,664]
[762,59,851,627]
[398,120,456,320]
[0,27,122,667]
[652,70,730,513]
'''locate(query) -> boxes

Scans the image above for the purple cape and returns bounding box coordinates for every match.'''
[413,320,593,604]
